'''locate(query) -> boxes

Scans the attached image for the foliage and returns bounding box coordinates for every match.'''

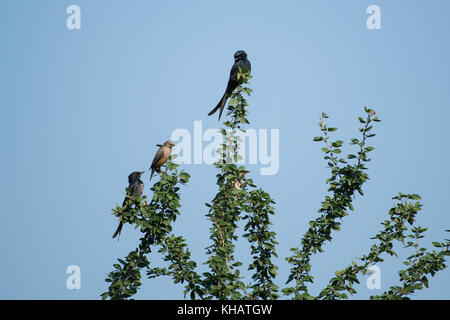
[202,69,279,300]
[103,70,448,300]
[284,108,379,299]
[102,159,192,300]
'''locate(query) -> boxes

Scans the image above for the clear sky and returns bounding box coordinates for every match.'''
[1,0,449,299]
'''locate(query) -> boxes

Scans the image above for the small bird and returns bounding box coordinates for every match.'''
[149,140,176,181]
[112,171,145,239]
[233,170,250,190]
[208,50,252,120]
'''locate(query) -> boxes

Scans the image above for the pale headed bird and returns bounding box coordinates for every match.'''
[233,170,250,190]
[149,140,176,181]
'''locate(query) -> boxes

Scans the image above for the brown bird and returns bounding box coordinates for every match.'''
[149,140,176,181]
[233,170,250,190]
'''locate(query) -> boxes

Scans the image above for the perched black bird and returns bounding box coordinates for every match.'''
[112,171,145,239]
[208,50,251,120]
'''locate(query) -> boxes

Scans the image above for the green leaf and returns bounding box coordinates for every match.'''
[332,141,343,147]
[432,242,442,247]
[422,276,429,288]
[179,172,191,183]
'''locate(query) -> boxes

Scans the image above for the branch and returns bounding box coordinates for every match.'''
[284,107,379,300]
[317,193,422,299]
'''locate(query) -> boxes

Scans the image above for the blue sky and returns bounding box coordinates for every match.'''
[1,0,449,299]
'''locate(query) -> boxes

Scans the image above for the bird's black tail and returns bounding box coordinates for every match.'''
[208,92,228,120]
[112,222,123,239]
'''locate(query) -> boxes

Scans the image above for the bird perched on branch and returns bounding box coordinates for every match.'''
[149,140,176,181]
[112,171,145,239]
[208,50,251,121]
[233,170,250,190]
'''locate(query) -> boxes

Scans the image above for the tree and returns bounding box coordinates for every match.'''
[101,69,449,300]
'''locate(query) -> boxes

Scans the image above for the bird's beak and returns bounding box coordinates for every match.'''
[140,171,145,176]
